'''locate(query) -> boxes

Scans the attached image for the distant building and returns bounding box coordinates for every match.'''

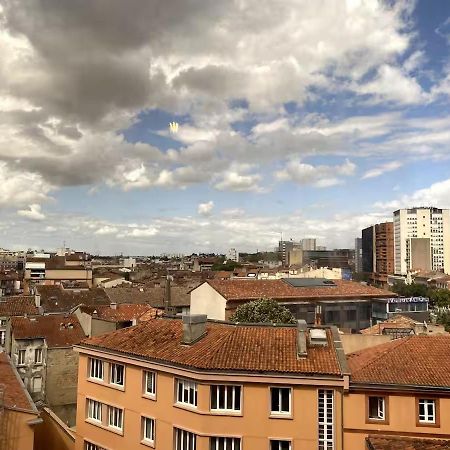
[303,249,354,269]
[394,207,450,275]
[287,248,303,266]
[301,238,316,251]
[354,238,362,273]
[226,248,240,262]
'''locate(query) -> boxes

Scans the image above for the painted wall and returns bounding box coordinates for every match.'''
[35,407,75,450]
[340,334,392,354]
[190,283,227,320]
[75,352,344,450]
[0,409,36,450]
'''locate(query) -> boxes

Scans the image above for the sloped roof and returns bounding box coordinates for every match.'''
[204,279,395,301]
[348,335,450,388]
[11,314,85,348]
[367,435,450,450]
[0,296,39,317]
[79,303,162,322]
[105,286,191,307]
[80,318,342,376]
[360,315,418,335]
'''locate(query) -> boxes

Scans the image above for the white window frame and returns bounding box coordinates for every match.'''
[0,330,5,346]
[17,349,26,366]
[144,370,156,397]
[107,405,123,431]
[174,428,196,450]
[0,319,6,327]
[142,416,155,444]
[318,389,334,450]
[210,437,241,450]
[368,396,385,421]
[418,399,436,424]
[270,440,291,450]
[34,348,43,364]
[210,385,242,412]
[89,358,104,381]
[270,387,291,415]
[85,441,107,450]
[110,363,124,387]
[87,399,102,423]
[176,378,198,408]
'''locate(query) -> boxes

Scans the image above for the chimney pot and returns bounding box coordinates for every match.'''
[182,314,207,345]
[110,302,117,310]
[297,319,308,358]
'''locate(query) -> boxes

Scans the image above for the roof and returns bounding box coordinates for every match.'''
[0,296,39,317]
[360,315,418,335]
[348,335,450,388]
[105,286,191,307]
[79,303,162,322]
[0,352,36,411]
[11,315,85,347]
[367,435,450,450]
[204,279,395,302]
[36,285,109,313]
[80,319,342,376]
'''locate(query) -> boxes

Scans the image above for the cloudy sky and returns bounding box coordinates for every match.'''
[1,0,450,255]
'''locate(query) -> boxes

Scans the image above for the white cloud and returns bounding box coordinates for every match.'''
[17,204,46,221]
[361,161,403,179]
[95,225,119,235]
[214,169,264,193]
[197,201,214,216]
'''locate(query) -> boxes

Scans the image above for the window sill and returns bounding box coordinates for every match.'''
[142,393,157,401]
[366,418,388,425]
[210,410,243,417]
[85,419,124,436]
[140,439,155,448]
[173,403,202,414]
[87,378,125,392]
[417,421,440,428]
[269,413,293,420]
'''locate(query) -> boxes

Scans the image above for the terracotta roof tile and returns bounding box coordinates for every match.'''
[11,314,85,348]
[105,286,191,307]
[367,435,450,450]
[79,303,162,322]
[206,279,395,301]
[360,315,418,335]
[348,335,450,387]
[0,352,36,411]
[81,319,342,376]
[0,296,39,317]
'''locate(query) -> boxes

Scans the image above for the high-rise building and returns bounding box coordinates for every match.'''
[227,248,239,262]
[354,238,362,273]
[301,238,316,251]
[393,208,450,275]
[278,240,301,265]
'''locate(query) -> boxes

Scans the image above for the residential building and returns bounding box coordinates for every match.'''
[362,222,395,286]
[190,278,399,332]
[74,315,349,450]
[393,207,450,275]
[287,248,303,266]
[354,238,362,273]
[0,352,40,450]
[0,249,26,271]
[344,335,450,448]
[303,249,354,270]
[8,314,86,425]
[301,238,317,251]
[226,248,240,262]
[278,240,302,265]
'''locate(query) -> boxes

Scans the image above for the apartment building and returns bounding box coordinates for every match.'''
[74,315,349,450]
[393,207,450,275]
[354,238,362,273]
[344,335,450,448]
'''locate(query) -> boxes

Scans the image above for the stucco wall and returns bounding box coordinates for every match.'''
[190,283,227,320]
[91,319,117,337]
[0,409,36,450]
[340,334,392,354]
[35,407,75,450]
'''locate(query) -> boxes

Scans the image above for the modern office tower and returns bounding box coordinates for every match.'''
[354,238,363,273]
[393,208,450,275]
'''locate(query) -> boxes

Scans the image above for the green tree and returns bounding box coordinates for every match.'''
[230,298,296,324]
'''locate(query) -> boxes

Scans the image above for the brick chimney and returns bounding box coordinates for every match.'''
[182,314,207,345]
[297,319,308,358]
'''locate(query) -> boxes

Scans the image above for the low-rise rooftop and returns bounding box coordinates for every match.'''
[367,435,450,450]
[79,303,162,322]
[0,296,39,317]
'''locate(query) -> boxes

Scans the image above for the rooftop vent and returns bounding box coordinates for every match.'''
[297,319,308,358]
[182,314,207,345]
[309,328,328,347]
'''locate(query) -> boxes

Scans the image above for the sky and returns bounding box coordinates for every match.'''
[1,0,450,255]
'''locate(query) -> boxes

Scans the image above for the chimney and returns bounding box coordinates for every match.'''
[110,302,117,310]
[182,314,207,345]
[297,319,308,358]
[35,294,41,308]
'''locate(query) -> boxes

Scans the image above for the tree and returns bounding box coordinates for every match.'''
[230,298,296,324]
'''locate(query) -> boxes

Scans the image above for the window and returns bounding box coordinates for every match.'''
[0,330,5,346]
[110,363,124,386]
[210,437,241,450]
[270,387,291,415]
[0,319,6,327]
[89,358,104,380]
[270,441,291,450]
[144,371,156,396]
[17,349,25,366]
[142,417,155,444]
[368,396,385,421]
[32,376,42,393]
[318,389,334,450]
[176,379,198,407]
[108,406,123,430]
[210,385,241,412]
[87,399,102,422]
[174,428,196,450]
[34,348,43,364]
[418,399,436,424]
[85,442,106,450]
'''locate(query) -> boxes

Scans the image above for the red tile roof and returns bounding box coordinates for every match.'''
[79,303,162,322]
[80,319,343,376]
[0,296,39,317]
[360,315,417,335]
[11,315,86,348]
[0,352,36,411]
[348,335,450,387]
[367,435,450,450]
[205,279,395,301]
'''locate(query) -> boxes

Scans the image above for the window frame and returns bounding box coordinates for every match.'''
[416,398,440,428]
[210,384,242,413]
[210,436,241,450]
[87,398,103,423]
[88,357,104,381]
[175,378,198,408]
[366,395,389,424]
[269,386,292,417]
[174,427,196,450]
[142,416,155,446]
[143,370,157,399]
[269,440,292,450]
[107,405,124,431]
[109,363,125,387]
[17,349,26,366]
[318,389,334,450]
[0,330,5,346]
[34,348,43,364]
[85,441,107,450]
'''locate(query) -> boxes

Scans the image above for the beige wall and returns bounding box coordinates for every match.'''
[344,391,450,449]
[75,351,344,450]
[35,408,75,450]
[190,283,227,320]
[91,319,117,337]
[340,334,392,354]
[0,409,37,450]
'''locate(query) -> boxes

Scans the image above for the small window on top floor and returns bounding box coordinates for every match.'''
[418,399,437,424]
[17,349,26,366]
[110,363,124,386]
[144,370,156,397]
[367,396,386,421]
[270,387,291,415]
[210,385,241,412]
[89,358,104,380]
